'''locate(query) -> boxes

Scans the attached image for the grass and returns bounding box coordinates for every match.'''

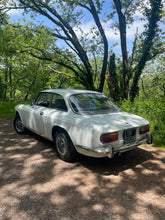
[0,101,29,118]
[0,102,18,118]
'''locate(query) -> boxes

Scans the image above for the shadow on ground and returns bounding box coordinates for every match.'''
[77,147,153,176]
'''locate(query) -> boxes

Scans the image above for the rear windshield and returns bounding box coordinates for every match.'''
[69,93,121,115]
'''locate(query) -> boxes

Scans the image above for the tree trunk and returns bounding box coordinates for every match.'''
[107,53,120,102]
[9,66,12,101]
[3,67,8,101]
[88,0,108,92]
[113,0,129,99]
[130,0,163,102]
[24,70,38,101]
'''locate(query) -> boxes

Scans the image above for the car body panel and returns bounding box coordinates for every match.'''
[15,89,151,158]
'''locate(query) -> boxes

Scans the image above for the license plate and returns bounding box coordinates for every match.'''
[123,128,136,144]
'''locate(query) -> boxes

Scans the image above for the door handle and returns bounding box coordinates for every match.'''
[40,111,44,115]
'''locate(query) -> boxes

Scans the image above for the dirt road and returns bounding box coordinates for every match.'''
[0,117,165,220]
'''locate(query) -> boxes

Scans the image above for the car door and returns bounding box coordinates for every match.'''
[42,93,68,139]
[31,92,53,136]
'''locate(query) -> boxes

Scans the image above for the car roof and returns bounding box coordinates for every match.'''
[41,89,101,97]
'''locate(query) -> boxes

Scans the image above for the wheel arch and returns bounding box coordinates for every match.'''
[52,125,77,161]
[15,110,23,120]
[15,110,24,126]
[15,111,20,117]
[52,126,70,140]
[52,125,76,147]
[13,111,26,134]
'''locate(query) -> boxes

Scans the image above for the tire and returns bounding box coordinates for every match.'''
[54,129,76,161]
[13,115,26,134]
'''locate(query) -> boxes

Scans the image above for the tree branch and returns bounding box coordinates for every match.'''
[52,47,84,73]
[46,65,75,79]
[39,2,93,79]
[16,48,79,75]
[78,3,92,13]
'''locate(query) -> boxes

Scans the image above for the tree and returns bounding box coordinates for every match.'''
[0,0,164,101]
[130,0,163,101]
[110,0,163,101]
[0,0,109,91]
[107,53,120,102]
[139,55,165,100]
[0,21,72,101]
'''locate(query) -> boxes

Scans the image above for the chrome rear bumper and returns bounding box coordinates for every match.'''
[75,134,152,159]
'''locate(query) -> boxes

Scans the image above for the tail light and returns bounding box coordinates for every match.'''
[100,132,118,144]
[139,125,150,134]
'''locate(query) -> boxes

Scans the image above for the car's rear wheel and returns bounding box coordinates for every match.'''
[14,115,26,134]
[54,129,76,161]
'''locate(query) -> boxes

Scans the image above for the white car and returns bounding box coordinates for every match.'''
[14,89,152,161]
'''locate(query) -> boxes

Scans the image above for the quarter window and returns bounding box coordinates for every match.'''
[50,94,67,111]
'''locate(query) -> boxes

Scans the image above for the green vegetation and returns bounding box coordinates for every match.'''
[1,0,164,100]
[120,98,165,148]
[0,102,19,118]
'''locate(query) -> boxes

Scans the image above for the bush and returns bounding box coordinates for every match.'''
[120,98,165,146]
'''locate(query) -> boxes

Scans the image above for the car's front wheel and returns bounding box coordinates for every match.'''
[54,130,76,161]
[14,115,26,134]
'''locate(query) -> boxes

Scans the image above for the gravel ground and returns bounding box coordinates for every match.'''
[0,116,165,220]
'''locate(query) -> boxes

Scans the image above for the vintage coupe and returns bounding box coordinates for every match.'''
[14,89,152,161]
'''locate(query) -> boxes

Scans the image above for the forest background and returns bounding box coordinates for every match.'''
[0,0,164,147]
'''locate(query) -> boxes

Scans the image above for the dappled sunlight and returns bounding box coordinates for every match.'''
[136,190,165,208]
[0,117,165,219]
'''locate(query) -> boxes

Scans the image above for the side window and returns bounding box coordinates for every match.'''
[34,93,52,108]
[50,94,67,112]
